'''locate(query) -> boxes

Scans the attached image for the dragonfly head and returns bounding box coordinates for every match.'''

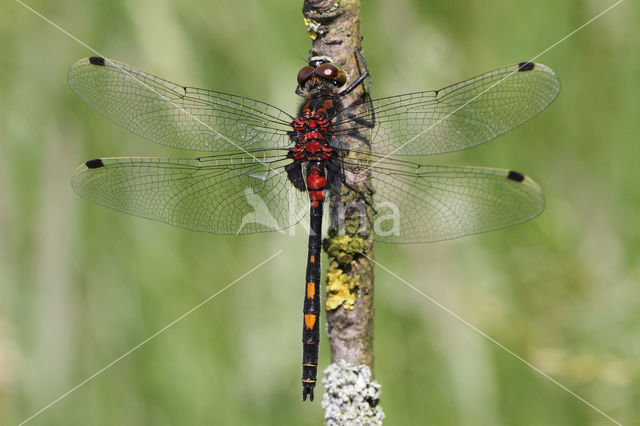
[296,56,347,96]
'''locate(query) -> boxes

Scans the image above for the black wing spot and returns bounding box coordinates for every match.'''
[85,158,105,169]
[89,56,106,66]
[517,62,535,72]
[507,170,525,182]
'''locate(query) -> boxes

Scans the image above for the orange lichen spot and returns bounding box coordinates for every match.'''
[306,281,316,300]
[309,254,315,263]
[304,314,317,330]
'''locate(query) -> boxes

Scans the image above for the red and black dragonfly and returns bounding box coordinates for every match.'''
[68,51,559,401]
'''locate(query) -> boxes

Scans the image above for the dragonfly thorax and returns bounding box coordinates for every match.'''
[290,96,339,162]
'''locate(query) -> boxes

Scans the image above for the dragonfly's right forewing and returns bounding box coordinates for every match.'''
[68,57,294,153]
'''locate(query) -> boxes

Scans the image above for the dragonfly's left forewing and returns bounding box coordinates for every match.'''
[338,62,560,156]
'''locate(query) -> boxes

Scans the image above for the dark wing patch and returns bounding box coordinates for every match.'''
[285,162,306,192]
[507,170,525,182]
[517,62,535,72]
[85,158,105,169]
[89,56,106,66]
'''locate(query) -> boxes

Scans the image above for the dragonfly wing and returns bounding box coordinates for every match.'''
[68,57,293,152]
[344,159,544,243]
[338,62,560,155]
[72,155,307,235]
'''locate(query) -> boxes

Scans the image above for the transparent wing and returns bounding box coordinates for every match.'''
[336,62,560,155]
[342,157,544,243]
[71,153,307,235]
[68,57,294,152]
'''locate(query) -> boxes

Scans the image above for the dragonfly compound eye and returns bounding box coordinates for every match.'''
[315,63,347,86]
[297,66,315,86]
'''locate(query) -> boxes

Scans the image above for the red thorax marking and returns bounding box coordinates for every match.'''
[292,106,332,161]
[291,106,333,206]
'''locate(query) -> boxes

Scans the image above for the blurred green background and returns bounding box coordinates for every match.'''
[1,0,638,424]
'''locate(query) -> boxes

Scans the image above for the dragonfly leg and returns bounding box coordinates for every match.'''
[340,38,371,96]
[342,110,375,130]
[340,39,376,129]
[327,160,376,212]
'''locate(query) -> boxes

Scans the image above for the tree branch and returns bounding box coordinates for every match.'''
[301,1,382,422]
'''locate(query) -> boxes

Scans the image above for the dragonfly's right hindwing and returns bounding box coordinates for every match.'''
[71,155,307,235]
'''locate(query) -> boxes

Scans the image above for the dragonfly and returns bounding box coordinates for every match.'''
[68,51,560,401]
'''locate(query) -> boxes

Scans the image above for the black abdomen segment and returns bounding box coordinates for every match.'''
[301,165,325,401]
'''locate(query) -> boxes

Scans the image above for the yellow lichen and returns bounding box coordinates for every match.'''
[326,267,360,310]
[303,18,321,40]
[323,233,367,268]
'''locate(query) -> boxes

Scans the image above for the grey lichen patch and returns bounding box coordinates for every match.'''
[328,1,342,13]
[322,360,384,425]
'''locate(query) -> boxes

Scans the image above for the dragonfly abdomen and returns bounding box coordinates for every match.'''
[301,162,326,401]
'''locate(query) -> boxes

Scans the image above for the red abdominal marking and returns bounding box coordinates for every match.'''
[306,170,326,190]
[307,167,326,207]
